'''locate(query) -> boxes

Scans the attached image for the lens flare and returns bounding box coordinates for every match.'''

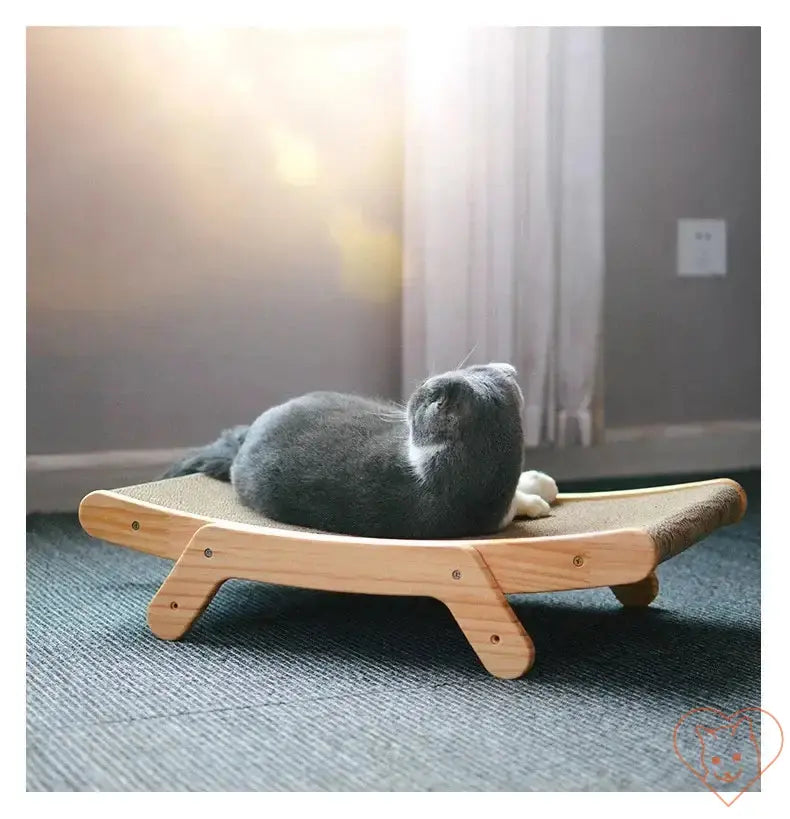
[328,206,401,303]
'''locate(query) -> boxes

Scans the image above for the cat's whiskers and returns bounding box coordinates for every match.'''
[456,342,479,371]
[367,405,407,424]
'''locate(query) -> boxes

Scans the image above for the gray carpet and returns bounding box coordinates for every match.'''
[26,471,760,791]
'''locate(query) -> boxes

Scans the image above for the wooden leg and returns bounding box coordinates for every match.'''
[144,524,536,679]
[147,527,225,640]
[610,570,659,607]
[442,549,536,680]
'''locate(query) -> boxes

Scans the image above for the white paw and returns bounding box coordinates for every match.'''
[518,470,558,504]
[515,491,551,519]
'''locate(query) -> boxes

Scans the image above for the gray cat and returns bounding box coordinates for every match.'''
[164,362,558,538]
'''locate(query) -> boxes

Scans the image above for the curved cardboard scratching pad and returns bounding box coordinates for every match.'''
[79,475,746,679]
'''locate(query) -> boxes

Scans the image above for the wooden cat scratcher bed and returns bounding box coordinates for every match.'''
[79,475,746,679]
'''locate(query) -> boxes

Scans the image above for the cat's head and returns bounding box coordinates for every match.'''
[695,718,760,785]
[407,362,524,451]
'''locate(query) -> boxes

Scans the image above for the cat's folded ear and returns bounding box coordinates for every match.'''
[488,362,518,377]
[434,379,462,408]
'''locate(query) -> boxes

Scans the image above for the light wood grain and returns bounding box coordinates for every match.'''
[147,522,535,679]
[79,490,210,561]
[610,571,660,607]
[474,528,657,594]
[80,489,656,595]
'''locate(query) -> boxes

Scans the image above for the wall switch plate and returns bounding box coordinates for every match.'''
[677,219,727,276]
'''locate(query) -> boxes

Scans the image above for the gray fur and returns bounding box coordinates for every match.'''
[164,363,525,539]
[162,425,249,481]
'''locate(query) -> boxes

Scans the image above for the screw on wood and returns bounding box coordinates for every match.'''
[204,548,213,558]
[572,555,585,567]
[451,569,462,580]
[131,520,140,531]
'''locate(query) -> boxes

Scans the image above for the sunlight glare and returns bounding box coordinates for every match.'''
[269,124,320,187]
[329,206,401,303]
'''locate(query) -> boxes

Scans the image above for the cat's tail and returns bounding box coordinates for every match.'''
[162,424,250,482]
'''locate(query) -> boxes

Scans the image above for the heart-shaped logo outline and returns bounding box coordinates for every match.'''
[673,707,784,806]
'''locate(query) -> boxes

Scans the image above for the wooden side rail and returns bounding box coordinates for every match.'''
[147,522,535,679]
[80,490,210,561]
[474,529,658,594]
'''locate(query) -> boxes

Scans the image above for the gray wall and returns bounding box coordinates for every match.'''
[28,27,760,456]
[27,28,404,454]
[603,27,760,427]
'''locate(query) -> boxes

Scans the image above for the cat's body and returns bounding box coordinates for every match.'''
[165,363,557,539]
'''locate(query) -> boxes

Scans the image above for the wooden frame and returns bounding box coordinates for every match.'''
[78,478,747,680]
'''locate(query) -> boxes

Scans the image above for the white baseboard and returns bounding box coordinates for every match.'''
[26,448,193,514]
[603,419,761,444]
[27,421,760,513]
[530,420,760,483]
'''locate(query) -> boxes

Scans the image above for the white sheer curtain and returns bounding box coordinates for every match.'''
[402,27,604,447]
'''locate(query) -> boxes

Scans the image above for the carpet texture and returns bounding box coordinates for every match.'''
[26,471,760,791]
